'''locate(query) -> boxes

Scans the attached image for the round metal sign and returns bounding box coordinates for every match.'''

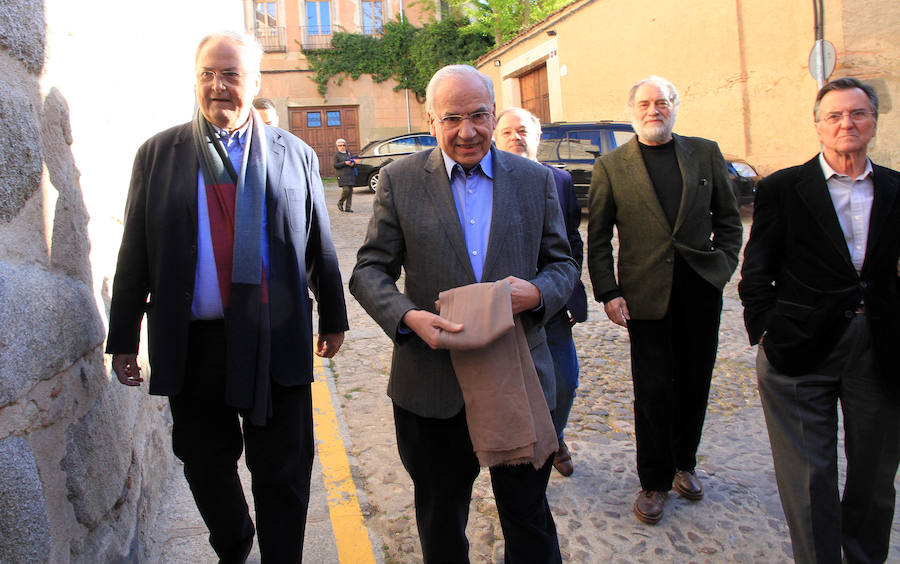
[809,39,836,83]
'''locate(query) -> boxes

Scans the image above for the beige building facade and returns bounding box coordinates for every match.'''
[475,0,900,175]
[243,0,440,176]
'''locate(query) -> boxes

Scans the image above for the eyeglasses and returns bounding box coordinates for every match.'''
[198,70,245,86]
[438,111,494,128]
[819,110,875,125]
[635,99,673,111]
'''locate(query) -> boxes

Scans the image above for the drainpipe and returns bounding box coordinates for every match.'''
[401,0,411,132]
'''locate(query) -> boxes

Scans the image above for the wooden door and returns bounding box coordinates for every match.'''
[519,65,550,124]
[289,105,360,177]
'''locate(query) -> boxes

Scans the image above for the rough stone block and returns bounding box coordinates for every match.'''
[0,0,45,73]
[0,77,43,224]
[0,436,51,563]
[0,261,105,407]
[62,382,140,530]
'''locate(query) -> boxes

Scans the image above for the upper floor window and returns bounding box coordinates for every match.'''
[253,0,286,51]
[362,1,383,35]
[255,0,278,28]
[306,1,331,35]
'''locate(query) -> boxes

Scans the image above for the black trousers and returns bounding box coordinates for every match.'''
[337,184,353,211]
[393,403,561,564]
[626,256,723,491]
[169,320,314,563]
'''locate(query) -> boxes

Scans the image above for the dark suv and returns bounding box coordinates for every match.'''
[538,122,636,207]
[352,132,437,191]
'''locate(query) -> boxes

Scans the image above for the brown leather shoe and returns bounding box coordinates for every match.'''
[633,490,667,524]
[553,442,574,477]
[673,469,703,500]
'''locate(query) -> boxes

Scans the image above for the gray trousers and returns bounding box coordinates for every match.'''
[757,315,900,564]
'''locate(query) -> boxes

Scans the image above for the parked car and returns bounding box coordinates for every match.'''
[538,122,636,207]
[723,154,761,206]
[352,132,438,191]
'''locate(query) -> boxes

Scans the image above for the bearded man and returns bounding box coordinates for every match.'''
[586,75,742,524]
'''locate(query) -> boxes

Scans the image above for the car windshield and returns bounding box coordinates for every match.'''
[376,137,418,155]
[730,162,758,178]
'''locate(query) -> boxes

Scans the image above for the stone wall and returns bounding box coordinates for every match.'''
[0,1,242,561]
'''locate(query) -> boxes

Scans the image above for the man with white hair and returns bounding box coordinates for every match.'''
[351,65,575,562]
[333,138,357,212]
[107,31,348,561]
[587,75,742,524]
[494,107,587,477]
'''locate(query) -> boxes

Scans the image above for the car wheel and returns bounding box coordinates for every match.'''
[367,171,379,192]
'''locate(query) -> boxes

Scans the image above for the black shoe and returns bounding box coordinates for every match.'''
[218,535,253,564]
[337,203,343,212]
[345,208,354,213]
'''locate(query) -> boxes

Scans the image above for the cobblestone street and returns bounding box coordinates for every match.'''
[322,182,900,563]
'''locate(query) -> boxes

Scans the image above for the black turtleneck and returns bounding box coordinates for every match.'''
[638,139,682,229]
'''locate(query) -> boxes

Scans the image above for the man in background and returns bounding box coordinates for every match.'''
[494,107,587,477]
[333,138,357,212]
[252,97,278,127]
[587,75,742,524]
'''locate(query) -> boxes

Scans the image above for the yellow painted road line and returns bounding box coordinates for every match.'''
[311,353,377,564]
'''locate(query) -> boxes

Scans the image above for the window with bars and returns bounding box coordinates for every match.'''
[362,1,383,35]
[306,1,331,35]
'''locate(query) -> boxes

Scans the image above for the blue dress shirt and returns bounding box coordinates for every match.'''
[442,149,494,282]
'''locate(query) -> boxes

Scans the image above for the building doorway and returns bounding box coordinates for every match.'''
[289,105,360,177]
[519,65,550,124]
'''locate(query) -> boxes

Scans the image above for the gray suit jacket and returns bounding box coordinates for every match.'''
[587,134,742,319]
[349,147,578,418]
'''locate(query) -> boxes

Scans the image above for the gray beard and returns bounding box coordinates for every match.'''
[633,121,673,144]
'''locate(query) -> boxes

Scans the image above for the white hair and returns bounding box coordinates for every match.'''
[425,65,495,114]
[627,75,680,109]
[195,31,263,73]
[494,107,542,137]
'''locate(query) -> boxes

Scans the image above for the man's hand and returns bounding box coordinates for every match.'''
[603,297,630,327]
[316,332,345,358]
[402,309,463,349]
[504,276,541,315]
[112,353,143,386]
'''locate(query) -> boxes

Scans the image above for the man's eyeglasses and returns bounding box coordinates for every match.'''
[819,110,875,125]
[438,111,493,128]
[198,70,245,86]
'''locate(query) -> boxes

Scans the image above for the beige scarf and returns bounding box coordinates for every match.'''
[436,281,557,469]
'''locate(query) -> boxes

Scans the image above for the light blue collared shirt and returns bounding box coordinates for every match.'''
[442,149,494,282]
[192,119,269,319]
[819,153,874,273]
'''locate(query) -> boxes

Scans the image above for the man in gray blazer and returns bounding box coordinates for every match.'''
[587,75,742,525]
[350,65,576,563]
